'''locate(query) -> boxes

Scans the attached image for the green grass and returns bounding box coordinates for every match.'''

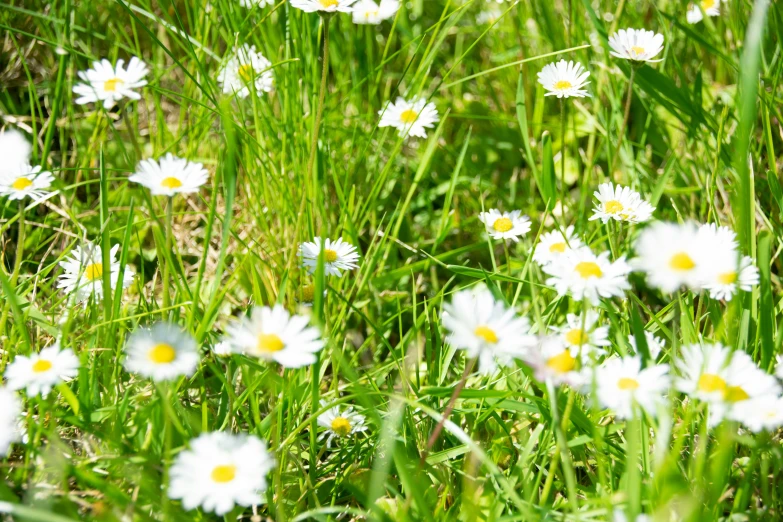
[2,0,783,520]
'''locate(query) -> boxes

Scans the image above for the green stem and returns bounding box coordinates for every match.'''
[610,66,636,177]
[559,99,567,207]
[306,16,331,187]
[162,196,173,311]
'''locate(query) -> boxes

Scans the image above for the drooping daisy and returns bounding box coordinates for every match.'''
[217,44,274,99]
[686,0,721,24]
[0,164,54,202]
[441,286,538,375]
[297,283,326,308]
[628,331,665,360]
[225,305,324,367]
[736,396,783,433]
[57,241,135,302]
[0,388,23,456]
[129,153,209,196]
[703,255,758,302]
[290,0,357,13]
[549,310,610,358]
[478,209,531,242]
[537,60,591,99]
[378,97,439,138]
[299,237,360,277]
[589,183,655,224]
[73,57,149,109]
[608,29,664,63]
[124,323,200,381]
[532,226,583,266]
[543,247,632,304]
[593,356,670,419]
[168,432,275,515]
[351,0,399,24]
[524,335,585,387]
[317,401,368,447]
[4,343,79,397]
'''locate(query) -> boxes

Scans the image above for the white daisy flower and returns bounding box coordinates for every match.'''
[537,60,591,98]
[613,512,651,522]
[0,128,33,175]
[290,0,357,13]
[532,225,583,266]
[378,97,439,139]
[73,57,149,109]
[0,164,54,202]
[736,396,783,433]
[0,387,23,456]
[212,340,233,357]
[478,209,531,242]
[57,241,135,302]
[628,331,665,360]
[225,305,324,367]
[703,255,758,302]
[218,44,274,99]
[593,356,670,419]
[441,286,538,375]
[686,0,721,24]
[124,323,200,381]
[238,0,274,7]
[589,183,655,224]
[608,29,664,63]
[5,343,80,397]
[317,401,368,447]
[543,247,632,305]
[549,310,610,358]
[351,0,399,24]
[297,283,326,308]
[299,237,360,277]
[168,432,275,515]
[524,335,585,387]
[129,153,209,196]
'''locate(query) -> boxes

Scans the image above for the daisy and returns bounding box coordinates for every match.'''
[351,0,399,24]
[4,343,80,397]
[537,60,591,98]
[225,305,324,367]
[703,255,758,302]
[317,401,368,447]
[532,225,583,266]
[0,164,54,202]
[686,0,721,24]
[129,153,209,196]
[168,432,275,515]
[524,335,585,387]
[217,44,274,99]
[0,388,23,456]
[736,396,783,433]
[57,241,135,302]
[628,331,665,360]
[593,356,670,419]
[73,57,149,109]
[614,512,651,522]
[238,0,274,7]
[299,237,360,277]
[543,247,632,304]
[212,340,233,357]
[589,183,655,224]
[478,209,531,242]
[290,0,357,13]
[441,286,538,375]
[378,97,439,138]
[549,310,610,358]
[608,29,664,63]
[0,128,32,175]
[124,323,200,381]
[298,283,326,307]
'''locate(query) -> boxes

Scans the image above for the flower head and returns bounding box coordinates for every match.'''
[351,0,399,24]
[537,60,591,98]
[5,343,80,397]
[238,0,274,7]
[218,44,274,99]
[0,388,23,457]
[608,29,664,62]
[532,226,583,266]
[378,97,439,138]
[592,356,670,419]
[524,335,585,387]
[129,153,209,196]
[549,310,610,358]
[57,241,134,302]
[124,323,200,381]
[478,209,531,242]
[687,0,721,24]
[0,164,54,202]
[290,0,357,13]
[628,331,665,360]
[736,396,783,433]
[543,247,632,304]
[0,128,33,175]
[589,183,654,224]
[299,237,360,277]
[73,57,148,109]
[317,401,368,447]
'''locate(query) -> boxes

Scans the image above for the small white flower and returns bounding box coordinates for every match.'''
[537,60,591,98]
[524,335,585,387]
[736,396,783,433]
[543,247,632,304]
[589,183,654,224]
[238,0,274,7]
[213,340,234,357]
[378,97,439,139]
[299,237,360,277]
[478,209,531,242]
[351,0,399,24]
[613,512,651,522]
[549,310,610,358]
[218,44,274,99]
[608,29,664,62]
[532,226,583,266]
[73,57,149,109]
[703,255,758,301]
[124,323,200,381]
[225,305,324,367]
[687,0,721,24]
[57,241,134,302]
[0,129,33,175]
[628,331,665,360]
[297,283,326,307]
[5,343,79,397]
[290,0,357,13]
[0,388,23,456]
[441,286,537,375]
[0,164,54,202]
[129,153,209,196]
[168,432,275,515]
[317,401,368,447]
[593,356,670,419]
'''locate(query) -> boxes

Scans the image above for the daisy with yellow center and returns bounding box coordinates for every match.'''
[351,0,399,24]
[737,396,783,433]
[686,0,721,24]
[73,57,148,109]
[478,209,532,242]
[589,182,655,224]
[608,29,665,63]
[593,356,670,419]
[533,225,583,266]
[525,336,585,387]
[123,323,200,382]
[217,44,274,99]
[543,247,632,304]
[4,342,80,397]
[129,153,209,196]
[696,223,758,301]
[549,310,610,358]
[57,241,135,303]
[537,60,591,98]
[299,237,360,277]
[378,96,440,138]
[289,0,357,13]
[317,400,368,448]
[0,130,54,202]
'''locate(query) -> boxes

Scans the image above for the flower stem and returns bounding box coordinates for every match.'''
[610,66,636,176]
[162,196,173,311]
[559,99,567,207]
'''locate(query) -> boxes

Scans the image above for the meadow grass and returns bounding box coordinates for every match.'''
[2,0,783,520]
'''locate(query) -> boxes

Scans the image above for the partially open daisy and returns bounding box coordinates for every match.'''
[73,57,149,109]
[5,343,79,397]
[297,283,326,308]
[697,224,757,301]
[608,29,664,63]
[57,241,134,302]
[537,60,591,98]
[589,183,654,224]
[129,153,209,196]
[478,209,531,242]
[351,0,399,24]
[299,237,360,277]
[442,286,537,375]
[525,335,585,387]
[168,432,275,515]
[317,401,368,447]
[0,164,54,202]
[736,396,783,433]
[225,305,324,367]
[593,356,670,419]
[686,0,721,24]
[532,225,583,266]
[0,387,23,457]
[378,97,439,138]
[218,44,274,99]
[543,247,632,304]
[124,322,200,381]
[290,0,357,13]
[549,310,610,358]
[628,331,665,360]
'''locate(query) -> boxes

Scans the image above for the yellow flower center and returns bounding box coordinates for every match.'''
[323,249,338,263]
[211,465,236,483]
[669,252,695,271]
[617,377,640,390]
[630,46,645,56]
[11,177,33,191]
[604,200,624,214]
[400,109,418,124]
[492,217,514,233]
[474,325,498,344]
[319,0,339,7]
[103,78,124,92]
[330,416,352,437]
[32,359,53,373]
[238,64,254,83]
[701,0,715,8]
[160,177,183,189]
[84,263,103,281]
[725,385,750,403]
[148,343,177,364]
[574,261,603,279]
[718,271,737,285]
[302,284,316,303]
[546,350,576,373]
[257,333,285,353]
[554,80,572,91]
[697,373,726,394]
[549,242,566,253]
[564,328,588,346]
